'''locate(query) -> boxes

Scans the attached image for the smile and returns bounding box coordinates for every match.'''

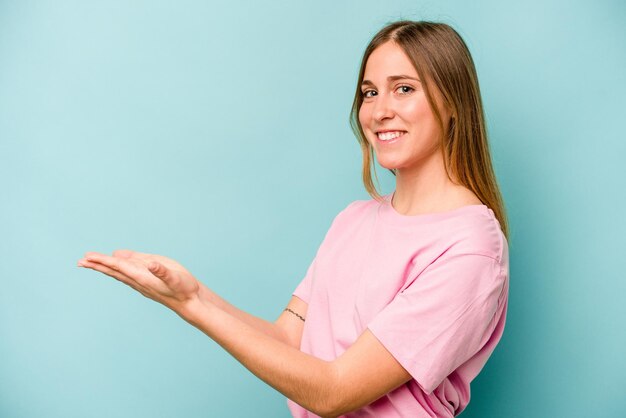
[376,131,406,143]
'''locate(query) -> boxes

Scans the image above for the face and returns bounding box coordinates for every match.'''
[358,41,449,173]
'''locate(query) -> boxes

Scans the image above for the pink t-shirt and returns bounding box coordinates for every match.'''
[287,193,509,417]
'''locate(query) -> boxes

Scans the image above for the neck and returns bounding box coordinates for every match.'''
[391,152,460,215]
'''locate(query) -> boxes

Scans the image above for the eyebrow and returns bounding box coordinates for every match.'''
[361,75,421,88]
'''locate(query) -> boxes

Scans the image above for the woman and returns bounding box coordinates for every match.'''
[78,20,510,418]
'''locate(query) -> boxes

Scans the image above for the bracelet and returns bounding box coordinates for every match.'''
[284,308,305,322]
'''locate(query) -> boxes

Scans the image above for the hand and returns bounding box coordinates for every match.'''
[77,249,202,315]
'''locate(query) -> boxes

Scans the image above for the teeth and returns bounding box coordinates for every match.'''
[377,131,405,141]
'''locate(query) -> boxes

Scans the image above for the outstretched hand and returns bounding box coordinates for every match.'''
[77,249,202,315]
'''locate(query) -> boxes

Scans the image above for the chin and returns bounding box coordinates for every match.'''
[376,159,401,170]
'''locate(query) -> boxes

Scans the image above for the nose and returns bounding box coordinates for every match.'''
[372,91,395,121]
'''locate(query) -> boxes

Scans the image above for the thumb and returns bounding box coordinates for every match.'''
[148,261,172,284]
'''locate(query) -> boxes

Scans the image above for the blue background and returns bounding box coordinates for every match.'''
[1,1,624,417]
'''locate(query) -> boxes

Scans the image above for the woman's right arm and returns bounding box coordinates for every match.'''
[198,283,307,350]
[107,250,307,349]
[82,249,409,416]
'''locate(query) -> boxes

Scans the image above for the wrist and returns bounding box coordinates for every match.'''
[197,281,217,304]
[176,294,212,326]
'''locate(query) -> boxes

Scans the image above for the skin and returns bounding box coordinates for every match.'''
[77,250,411,417]
[359,40,482,214]
[77,40,480,416]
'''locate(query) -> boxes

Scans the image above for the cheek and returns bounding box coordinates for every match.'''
[358,105,371,129]
[405,99,431,121]
[406,101,439,134]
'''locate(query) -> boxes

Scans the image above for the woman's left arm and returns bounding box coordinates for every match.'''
[77,252,411,417]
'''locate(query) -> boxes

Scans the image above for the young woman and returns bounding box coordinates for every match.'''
[78,20,509,418]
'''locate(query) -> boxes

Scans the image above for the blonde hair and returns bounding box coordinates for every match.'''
[349,20,509,240]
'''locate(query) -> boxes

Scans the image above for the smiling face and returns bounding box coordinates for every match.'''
[358,41,450,173]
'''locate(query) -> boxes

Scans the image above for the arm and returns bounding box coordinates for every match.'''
[106,249,307,349]
[78,252,411,416]
[181,296,411,417]
[197,282,307,349]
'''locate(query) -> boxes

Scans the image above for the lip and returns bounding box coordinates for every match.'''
[376,130,407,145]
[375,129,406,134]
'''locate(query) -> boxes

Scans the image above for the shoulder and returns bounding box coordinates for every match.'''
[436,208,508,280]
[317,197,380,242]
[444,188,506,261]
[327,197,383,229]
[331,197,378,220]
[451,210,503,255]
[412,215,508,299]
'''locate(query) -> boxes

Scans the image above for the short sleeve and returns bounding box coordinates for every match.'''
[291,200,363,305]
[292,257,316,304]
[367,252,507,394]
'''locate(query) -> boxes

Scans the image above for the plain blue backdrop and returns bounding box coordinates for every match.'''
[1,1,624,417]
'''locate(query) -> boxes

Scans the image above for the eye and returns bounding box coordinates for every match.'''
[362,89,377,98]
[396,85,414,95]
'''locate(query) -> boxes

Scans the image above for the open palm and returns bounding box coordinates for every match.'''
[77,249,201,312]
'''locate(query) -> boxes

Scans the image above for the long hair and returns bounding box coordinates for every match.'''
[349,20,509,240]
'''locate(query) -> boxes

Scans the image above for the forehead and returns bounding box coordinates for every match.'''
[363,41,418,79]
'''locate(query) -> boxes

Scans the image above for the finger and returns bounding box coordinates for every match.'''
[79,259,144,292]
[113,249,152,268]
[83,253,123,271]
[112,249,155,261]
[112,249,136,259]
[83,253,153,287]
[112,249,159,267]
[84,251,110,261]
[113,249,158,258]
